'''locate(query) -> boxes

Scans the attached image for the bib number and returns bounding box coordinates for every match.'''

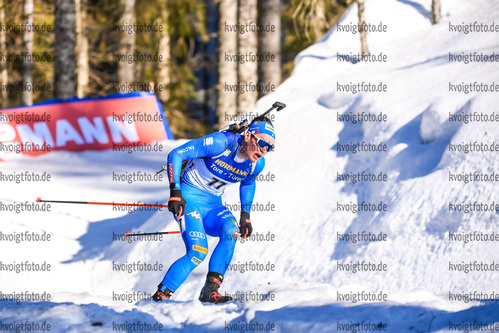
[207,177,227,190]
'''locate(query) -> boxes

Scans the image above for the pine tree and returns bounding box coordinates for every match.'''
[258,0,281,98]
[157,4,170,103]
[217,0,238,128]
[237,0,258,115]
[357,0,369,59]
[54,0,76,99]
[117,0,135,85]
[432,0,441,24]
[22,0,33,105]
[75,0,89,98]
[165,0,206,111]
[281,0,347,79]
[0,0,7,108]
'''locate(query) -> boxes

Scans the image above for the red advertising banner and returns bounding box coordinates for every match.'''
[0,93,171,161]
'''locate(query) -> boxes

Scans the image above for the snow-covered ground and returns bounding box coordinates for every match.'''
[1,0,498,332]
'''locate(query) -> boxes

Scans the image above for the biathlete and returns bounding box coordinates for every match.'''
[152,116,275,304]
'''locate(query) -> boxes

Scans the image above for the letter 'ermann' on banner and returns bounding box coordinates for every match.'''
[0,93,172,160]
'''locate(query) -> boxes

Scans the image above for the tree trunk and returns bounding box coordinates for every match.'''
[237,0,258,115]
[157,5,169,103]
[257,0,281,98]
[432,0,441,24]
[22,0,33,105]
[75,0,89,98]
[118,0,135,85]
[357,0,369,59]
[204,0,218,126]
[0,0,7,108]
[54,0,76,99]
[217,0,238,128]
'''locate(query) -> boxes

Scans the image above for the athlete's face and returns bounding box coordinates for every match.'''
[242,131,275,162]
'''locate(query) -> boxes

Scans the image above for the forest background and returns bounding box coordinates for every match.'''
[0,0,356,137]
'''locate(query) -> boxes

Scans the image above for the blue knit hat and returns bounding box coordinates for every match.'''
[247,121,275,140]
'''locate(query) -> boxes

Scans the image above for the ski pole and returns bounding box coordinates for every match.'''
[125,214,183,237]
[125,231,180,237]
[36,198,183,237]
[36,197,169,208]
[125,230,243,238]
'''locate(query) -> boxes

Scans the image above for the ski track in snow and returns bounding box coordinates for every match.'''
[1,0,499,331]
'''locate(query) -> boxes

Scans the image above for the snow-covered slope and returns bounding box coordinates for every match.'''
[1,0,498,332]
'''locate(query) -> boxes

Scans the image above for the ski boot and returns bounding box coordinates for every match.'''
[199,272,233,304]
[152,283,174,302]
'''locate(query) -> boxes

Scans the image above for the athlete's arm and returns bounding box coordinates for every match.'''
[239,157,265,212]
[167,132,232,188]
[238,157,265,238]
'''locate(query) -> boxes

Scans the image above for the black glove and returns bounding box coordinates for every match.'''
[239,211,252,239]
[168,184,186,219]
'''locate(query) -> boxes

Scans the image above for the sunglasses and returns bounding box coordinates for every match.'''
[250,132,274,152]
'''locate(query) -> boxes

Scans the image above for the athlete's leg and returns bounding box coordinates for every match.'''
[197,207,238,303]
[204,208,239,275]
[159,193,209,292]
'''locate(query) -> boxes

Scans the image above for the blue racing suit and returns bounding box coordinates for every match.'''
[160,131,265,292]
